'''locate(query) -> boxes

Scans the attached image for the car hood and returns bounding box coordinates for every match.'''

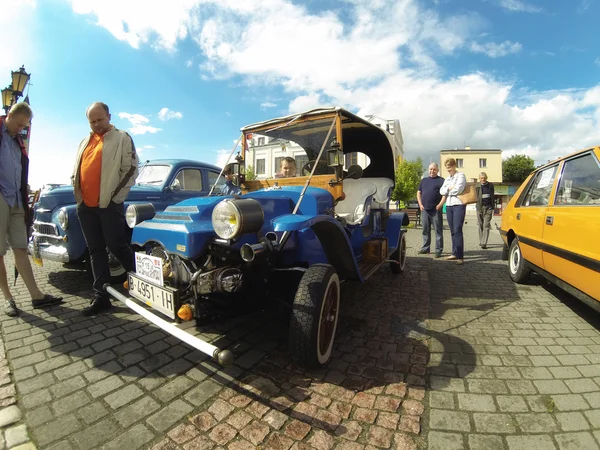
[37,185,162,211]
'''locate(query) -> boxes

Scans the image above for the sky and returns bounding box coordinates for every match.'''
[2,0,599,189]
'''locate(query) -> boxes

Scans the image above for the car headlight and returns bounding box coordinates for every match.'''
[126,203,156,228]
[211,199,264,240]
[58,208,68,230]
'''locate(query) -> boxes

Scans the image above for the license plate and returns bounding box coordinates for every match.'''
[128,273,177,319]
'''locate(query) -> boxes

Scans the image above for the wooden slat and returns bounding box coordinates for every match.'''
[242,175,343,200]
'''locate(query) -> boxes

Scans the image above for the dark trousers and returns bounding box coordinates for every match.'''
[421,209,443,253]
[446,204,466,259]
[477,205,494,246]
[77,202,134,300]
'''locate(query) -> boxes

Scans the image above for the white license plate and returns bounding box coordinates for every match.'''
[128,273,176,319]
[135,252,164,286]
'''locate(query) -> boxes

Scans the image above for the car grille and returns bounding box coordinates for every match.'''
[35,222,58,236]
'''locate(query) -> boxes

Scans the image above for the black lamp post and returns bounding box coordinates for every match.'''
[2,65,30,114]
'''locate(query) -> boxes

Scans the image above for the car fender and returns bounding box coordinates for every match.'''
[272,214,363,281]
[386,212,407,252]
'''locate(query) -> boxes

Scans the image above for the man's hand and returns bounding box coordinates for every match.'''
[419,204,425,211]
[435,203,443,211]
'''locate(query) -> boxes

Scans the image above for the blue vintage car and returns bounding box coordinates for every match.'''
[30,159,225,280]
[106,108,408,368]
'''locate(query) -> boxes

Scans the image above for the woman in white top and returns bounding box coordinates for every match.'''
[439,158,467,264]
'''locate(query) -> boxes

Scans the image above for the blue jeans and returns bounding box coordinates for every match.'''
[421,209,443,254]
[446,204,466,259]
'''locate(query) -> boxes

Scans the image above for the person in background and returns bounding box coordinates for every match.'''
[219,164,242,195]
[476,172,495,249]
[439,158,467,265]
[417,163,445,257]
[275,157,297,178]
[1,102,63,316]
[72,102,138,316]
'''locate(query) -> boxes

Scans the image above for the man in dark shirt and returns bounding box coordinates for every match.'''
[475,172,495,249]
[417,163,446,257]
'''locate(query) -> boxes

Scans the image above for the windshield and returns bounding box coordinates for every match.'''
[136,164,171,186]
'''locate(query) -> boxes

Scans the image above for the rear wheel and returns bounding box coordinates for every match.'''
[390,232,407,274]
[508,239,531,283]
[289,264,340,368]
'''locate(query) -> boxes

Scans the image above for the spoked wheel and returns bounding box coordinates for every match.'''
[390,232,407,274]
[508,239,531,283]
[289,264,340,368]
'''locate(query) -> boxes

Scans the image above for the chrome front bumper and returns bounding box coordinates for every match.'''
[28,238,70,263]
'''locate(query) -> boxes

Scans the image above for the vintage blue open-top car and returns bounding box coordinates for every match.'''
[106,107,408,368]
[30,159,224,280]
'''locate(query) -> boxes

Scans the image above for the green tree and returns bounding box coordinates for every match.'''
[502,154,535,182]
[244,165,257,181]
[391,157,424,204]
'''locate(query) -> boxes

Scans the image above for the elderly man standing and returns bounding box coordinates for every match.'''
[73,102,138,316]
[1,103,62,316]
[476,172,495,249]
[416,163,445,258]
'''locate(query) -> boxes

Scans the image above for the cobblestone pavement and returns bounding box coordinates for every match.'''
[1,216,598,449]
[421,217,600,450]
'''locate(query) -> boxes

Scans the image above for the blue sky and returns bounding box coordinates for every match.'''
[2,0,599,189]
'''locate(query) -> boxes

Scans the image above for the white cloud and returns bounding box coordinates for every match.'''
[117,112,162,135]
[157,107,183,121]
[577,0,591,14]
[260,102,277,109]
[67,0,600,166]
[496,0,542,13]
[470,40,522,58]
[595,58,600,67]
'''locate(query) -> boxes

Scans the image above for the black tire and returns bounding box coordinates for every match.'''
[508,239,531,283]
[289,264,340,368]
[390,232,407,274]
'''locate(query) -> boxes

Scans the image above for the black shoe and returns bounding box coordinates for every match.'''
[481,245,487,249]
[435,252,442,258]
[82,297,112,316]
[32,294,63,308]
[418,249,430,254]
[4,299,18,317]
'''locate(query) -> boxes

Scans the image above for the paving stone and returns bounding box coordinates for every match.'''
[584,410,600,428]
[427,431,464,450]
[4,424,29,448]
[146,399,194,432]
[52,391,91,416]
[473,413,516,433]
[71,418,119,450]
[556,412,590,431]
[467,379,508,394]
[565,378,599,393]
[50,375,87,398]
[429,376,465,392]
[167,423,200,444]
[104,384,144,409]
[457,393,496,412]
[22,389,52,409]
[240,420,270,445]
[429,409,470,432]
[103,424,155,450]
[555,432,600,450]
[584,393,600,408]
[0,405,22,427]
[77,401,109,425]
[153,376,195,403]
[515,413,558,432]
[552,394,591,411]
[468,434,504,450]
[534,379,570,394]
[115,396,161,428]
[184,379,222,406]
[496,395,529,412]
[34,413,81,447]
[429,392,455,409]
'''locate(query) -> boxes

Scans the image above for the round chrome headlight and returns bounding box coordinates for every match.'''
[211,199,264,240]
[57,208,68,230]
[126,203,156,228]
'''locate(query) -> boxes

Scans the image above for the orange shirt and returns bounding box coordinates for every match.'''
[80,133,103,207]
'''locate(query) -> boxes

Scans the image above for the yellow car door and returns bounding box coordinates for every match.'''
[542,149,600,302]
[513,164,559,269]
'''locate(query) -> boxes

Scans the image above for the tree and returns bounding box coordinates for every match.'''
[391,158,424,204]
[502,154,535,182]
[244,165,257,181]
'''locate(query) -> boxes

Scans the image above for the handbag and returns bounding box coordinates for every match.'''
[457,182,477,205]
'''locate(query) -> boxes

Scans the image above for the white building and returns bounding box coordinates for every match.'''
[244,113,404,179]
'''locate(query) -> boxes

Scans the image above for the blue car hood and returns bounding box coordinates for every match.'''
[37,185,162,212]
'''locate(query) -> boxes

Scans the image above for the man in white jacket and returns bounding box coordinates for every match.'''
[72,102,138,315]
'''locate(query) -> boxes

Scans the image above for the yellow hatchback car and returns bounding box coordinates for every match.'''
[500,145,600,312]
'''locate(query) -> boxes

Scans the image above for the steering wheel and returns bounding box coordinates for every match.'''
[301,159,328,176]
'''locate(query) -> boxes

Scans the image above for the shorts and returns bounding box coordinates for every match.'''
[0,194,27,256]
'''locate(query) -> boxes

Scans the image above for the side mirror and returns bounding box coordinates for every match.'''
[345,164,363,180]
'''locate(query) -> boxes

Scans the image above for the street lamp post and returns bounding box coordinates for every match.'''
[1,65,31,154]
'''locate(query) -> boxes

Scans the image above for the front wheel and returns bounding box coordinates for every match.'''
[390,232,407,274]
[508,239,531,283]
[289,264,340,368]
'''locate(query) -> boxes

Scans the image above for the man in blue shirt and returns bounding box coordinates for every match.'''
[0,103,62,317]
[416,163,446,257]
[219,164,242,196]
